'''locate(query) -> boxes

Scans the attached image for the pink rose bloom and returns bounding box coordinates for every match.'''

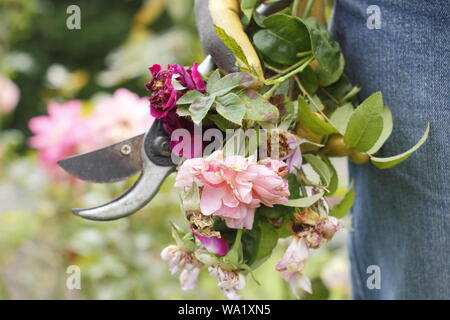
[276,237,312,297]
[89,88,153,147]
[251,160,290,207]
[0,75,20,114]
[28,100,93,172]
[175,151,290,230]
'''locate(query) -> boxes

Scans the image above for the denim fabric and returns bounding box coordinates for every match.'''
[330,0,450,299]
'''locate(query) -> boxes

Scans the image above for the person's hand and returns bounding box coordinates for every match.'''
[195,0,264,81]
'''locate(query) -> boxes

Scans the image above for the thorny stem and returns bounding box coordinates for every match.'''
[265,57,310,82]
[302,0,315,18]
[262,82,281,100]
[294,75,337,129]
[297,50,313,58]
[320,87,340,105]
[292,0,302,16]
[265,56,314,86]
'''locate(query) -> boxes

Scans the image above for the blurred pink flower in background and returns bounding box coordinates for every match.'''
[28,88,153,180]
[175,151,290,230]
[0,75,20,114]
[28,100,93,176]
[89,88,153,147]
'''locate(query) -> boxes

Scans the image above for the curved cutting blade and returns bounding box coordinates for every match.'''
[72,133,176,221]
[58,134,144,183]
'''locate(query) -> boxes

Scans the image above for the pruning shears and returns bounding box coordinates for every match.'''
[58,0,293,221]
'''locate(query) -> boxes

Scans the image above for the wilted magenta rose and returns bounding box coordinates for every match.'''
[169,63,205,93]
[145,64,177,119]
[145,63,205,119]
[146,63,207,158]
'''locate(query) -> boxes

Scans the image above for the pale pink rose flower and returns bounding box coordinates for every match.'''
[179,267,201,291]
[258,158,289,177]
[28,100,93,175]
[208,265,246,300]
[160,245,199,274]
[303,228,323,249]
[0,75,20,114]
[89,88,154,147]
[250,162,290,207]
[173,157,207,188]
[175,151,290,230]
[318,216,342,240]
[161,245,203,291]
[276,237,312,297]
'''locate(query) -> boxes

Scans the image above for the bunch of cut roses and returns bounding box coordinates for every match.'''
[146,12,429,300]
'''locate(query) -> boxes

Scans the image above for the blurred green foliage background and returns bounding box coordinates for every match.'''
[0,0,349,299]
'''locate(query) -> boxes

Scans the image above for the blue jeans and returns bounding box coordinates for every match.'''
[330,0,450,299]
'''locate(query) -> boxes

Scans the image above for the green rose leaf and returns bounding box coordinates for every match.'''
[240,90,279,123]
[253,13,311,65]
[189,95,215,125]
[370,122,430,169]
[240,0,258,26]
[304,17,344,86]
[298,66,319,95]
[366,106,394,155]
[214,25,251,70]
[322,156,339,196]
[330,182,355,218]
[285,190,325,207]
[216,93,246,125]
[303,154,332,187]
[206,69,222,92]
[323,75,354,102]
[316,54,345,87]
[256,204,292,219]
[176,105,190,117]
[298,95,338,135]
[208,72,254,97]
[329,103,354,135]
[177,90,204,105]
[344,91,384,152]
[242,219,279,269]
[207,114,237,132]
[286,173,300,199]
